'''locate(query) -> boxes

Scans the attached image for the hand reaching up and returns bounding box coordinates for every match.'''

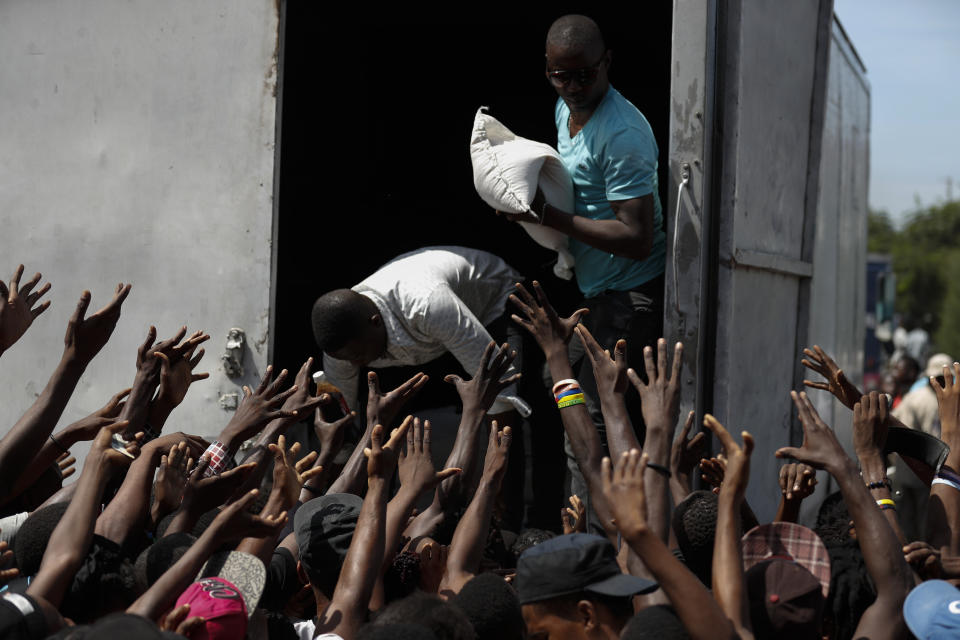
[629,338,684,432]
[510,280,587,358]
[212,489,287,542]
[62,283,132,367]
[222,366,298,444]
[269,434,323,507]
[444,340,520,414]
[366,371,429,429]
[672,411,707,485]
[932,361,960,443]
[364,415,413,480]
[0,538,19,587]
[853,391,889,460]
[601,449,650,538]
[480,421,512,483]
[575,324,628,397]
[0,265,51,354]
[314,400,356,456]
[776,391,849,474]
[398,417,461,495]
[561,494,586,534]
[779,463,817,501]
[702,415,753,503]
[802,345,862,410]
[153,441,191,520]
[63,387,130,441]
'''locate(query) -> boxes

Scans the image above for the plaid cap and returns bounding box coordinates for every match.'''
[904,579,960,639]
[741,522,830,598]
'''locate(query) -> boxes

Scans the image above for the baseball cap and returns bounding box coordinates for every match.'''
[926,353,954,378]
[172,550,266,640]
[745,559,824,639]
[515,533,658,605]
[741,522,831,597]
[294,493,362,586]
[904,579,960,639]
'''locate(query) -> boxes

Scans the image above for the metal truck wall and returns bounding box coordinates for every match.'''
[708,0,838,516]
[804,18,870,482]
[0,1,280,467]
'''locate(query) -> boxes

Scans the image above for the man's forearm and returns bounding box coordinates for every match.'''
[436,406,486,510]
[0,357,85,503]
[541,204,651,260]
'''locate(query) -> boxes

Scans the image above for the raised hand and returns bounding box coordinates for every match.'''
[212,489,288,542]
[601,449,650,537]
[63,387,130,441]
[366,370,429,429]
[314,400,356,456]
[702,415,753,501]
[802,345,862,410]
[779,462,817,501]
[699,455,726,492]
[0,265,51,354]
[510,280,587,357]
[671,411,707,488]
[153,346,209,409]
[932,361,960,441]
[561,494,586,534]
[62,283,132,366]
[481,421,512,482]
[89,418,141,469]
[275,357,325,427]
[181,458,257,516]
[628,338,683,431]
[222,366,298,444]
[153,441,191,520]
[853,391,889,459]
[398,418,461,494]
[269,434,323,507]
[902,541,944,579]
[364,415,413,480]
[575,325,628,397]
[56,452,76,482]
[444,340,520,414]
[776,391,848,473]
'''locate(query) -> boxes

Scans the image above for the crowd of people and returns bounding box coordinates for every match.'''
[3,11,959,640]
[1,263,960,640]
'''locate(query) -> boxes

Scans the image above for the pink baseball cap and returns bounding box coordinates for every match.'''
[175,576,247,640]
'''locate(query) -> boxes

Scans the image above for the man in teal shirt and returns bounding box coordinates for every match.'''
[508,14,666,519]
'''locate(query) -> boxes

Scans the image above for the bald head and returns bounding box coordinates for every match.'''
[546,15,605,57]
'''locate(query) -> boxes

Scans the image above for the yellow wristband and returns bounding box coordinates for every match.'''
[876,498,895,508]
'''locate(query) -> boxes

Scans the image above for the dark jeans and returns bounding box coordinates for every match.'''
[547,274,665,533]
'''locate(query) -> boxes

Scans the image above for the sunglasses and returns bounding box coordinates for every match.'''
[545,52,607,87]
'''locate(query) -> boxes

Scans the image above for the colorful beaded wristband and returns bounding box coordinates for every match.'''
[875,498,896,510]
[558,394,586,409]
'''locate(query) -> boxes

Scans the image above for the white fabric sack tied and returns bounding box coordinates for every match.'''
[470,107,575,280]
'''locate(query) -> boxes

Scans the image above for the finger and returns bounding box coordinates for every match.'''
[575,323,602,357]
[687,431,707,455]
[9,265,24,292]
[498,372,522,388]
[268,384,299,407]
[58,454,76,468]
[296,356,315,384]
[601,456,613,490]
[407,416,417,454]
[105,419,131,435]
[189,348,206,369]
[775,446,802,460]
[626,367,643,391]
[385,416,414,451]
[256,365,275,395]
[107,283,132,310]
[368,371,382,398]
[288,440,302,458]
[679,410,695,439]
[499,425,513,450]
[397,371,428,397]
[643,345,656,383]
[478,340,496,377]
[69,290,92,328]
[435,467,462,481]
[301,465,324,482]
[511,282,537,310]
[221,461,258,481]
[703,414,735,451]
[531,280,556,315]
[30,300,52,319]
[176,616,207,636]
[369,423,385,453]
[0,276,7,301]
[443,374,463,387]
[802,380,831,392]
[267,408,298,422]
[423,419,432,454]
[561,509,573,534]
[162,604,191,631]
[488,342,510,376]
[656,338,667,380]
[266,368,291,397]
[191,372,210,382]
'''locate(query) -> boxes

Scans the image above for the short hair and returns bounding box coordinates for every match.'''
[311,289,372,353]
[621,605,691,640]
[815,491,852,545]
[384,550,422,604]
[510,528,555,562]
[546,15,605,53]
[371,592,475,640]
[12,502,69,576]
[822,539,875,640]
[672,491,717,586]
[452,573,523,640]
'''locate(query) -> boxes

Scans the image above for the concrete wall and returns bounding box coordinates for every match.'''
[0,1,280,468]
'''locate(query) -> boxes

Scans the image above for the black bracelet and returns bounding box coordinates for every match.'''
[49,434,69,454]
[302,484,321,495]
[865,478,892,491]
[646,462,672,478]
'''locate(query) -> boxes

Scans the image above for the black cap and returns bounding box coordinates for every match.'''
[294,494,362,586]
[515,533,658,604]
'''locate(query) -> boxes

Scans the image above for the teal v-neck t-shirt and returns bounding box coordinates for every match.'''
[555,86,665,298]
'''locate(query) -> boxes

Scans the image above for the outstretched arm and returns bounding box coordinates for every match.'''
[0,265,51,357]
[929,361,960,559]
[441,423,511,595]
[316,420,410,639]
[0,284,130,505]
[602,449,737,640]
[777,391,913,640]
[704,415,755,640]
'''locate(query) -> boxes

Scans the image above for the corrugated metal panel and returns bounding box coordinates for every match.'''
[0,1,281,466]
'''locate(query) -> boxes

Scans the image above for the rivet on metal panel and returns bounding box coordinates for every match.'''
[219,393,239,410]
[221,328,246,378]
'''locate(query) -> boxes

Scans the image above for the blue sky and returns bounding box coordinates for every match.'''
[833,0,960,225]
